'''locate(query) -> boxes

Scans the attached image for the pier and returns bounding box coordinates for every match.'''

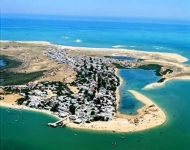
[47,115,72,127]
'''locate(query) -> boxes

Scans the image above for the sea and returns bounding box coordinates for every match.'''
[1,14,190,150]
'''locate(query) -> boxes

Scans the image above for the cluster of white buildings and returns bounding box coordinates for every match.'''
[13,48,135,124]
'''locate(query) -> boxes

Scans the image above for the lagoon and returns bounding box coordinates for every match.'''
[0,60,6,67]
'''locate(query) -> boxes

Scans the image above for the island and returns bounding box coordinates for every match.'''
[1,41,190,132]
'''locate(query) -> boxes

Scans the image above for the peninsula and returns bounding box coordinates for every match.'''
[1,41,190,132]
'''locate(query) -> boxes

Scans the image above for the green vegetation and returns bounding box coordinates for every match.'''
[0,55,44,86]
[0,71,44,86]
[16,98,28,105]
[3,87,30,93]
[0,55,22,71]
[112,63,127,69]
[162,69,173,75]
[71,71,91,86]
[157,78,166,83]
[138,64,163,76]
[91,110,95,115]
[50,103,59,112]
[69,105,76,115]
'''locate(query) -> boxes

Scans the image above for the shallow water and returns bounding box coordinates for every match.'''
[1,69,190,150]
[118,69,160,115]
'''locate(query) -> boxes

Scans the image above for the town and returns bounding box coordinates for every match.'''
[2,47,138,125]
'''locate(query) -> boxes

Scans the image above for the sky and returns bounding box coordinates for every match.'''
[1,0,190,19]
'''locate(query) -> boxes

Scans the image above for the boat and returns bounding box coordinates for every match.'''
[120,135,125,139]
[112,142,117,146]
[61,124,66,128]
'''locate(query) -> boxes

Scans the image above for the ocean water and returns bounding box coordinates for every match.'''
[1,15,190,149]
[1,15,190,63]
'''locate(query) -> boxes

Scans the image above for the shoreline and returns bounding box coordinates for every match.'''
[0,40,169,132]
[0,89,166,132]
[1,40,188,63]
[115,68,123,110]
[0,40,51,45]
[0,68,166,133]
[0,101,60,120]
[143,76,190,90]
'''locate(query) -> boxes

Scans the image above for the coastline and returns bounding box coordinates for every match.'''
[1,68,166,133]
[0,89,166,132]
[0,40,170,132]
[0,101,60,120]
[143,76,190,90]
[0,89,59,120]
[59,44,188,63]
[0,40,51,45]
[115,68,123,110]
[1,40,188,63]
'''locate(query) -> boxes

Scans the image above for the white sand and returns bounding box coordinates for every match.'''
[60,90,166,132]
[143,76,190,90]
[1,40,51,45]
[1,40,187,63]
[59,45,188,63]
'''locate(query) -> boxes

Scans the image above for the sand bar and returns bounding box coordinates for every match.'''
[143,76,190,90]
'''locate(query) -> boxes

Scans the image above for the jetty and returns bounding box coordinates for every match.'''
[47,115,73,127]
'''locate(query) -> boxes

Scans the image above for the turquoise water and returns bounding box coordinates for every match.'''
[1,75,190,150]
[1,15,190,63]
[118,69,160,115]
[0,60,6,67]
[1,15,190,149]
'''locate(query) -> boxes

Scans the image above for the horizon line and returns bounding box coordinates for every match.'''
[1,13,190,21]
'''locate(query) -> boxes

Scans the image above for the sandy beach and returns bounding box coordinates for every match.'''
[0,100,60,120]
[61,45,188,63]
[0,80,166,133]
[1,40,51,45]
[60,90,166,132]
[0,90,166,132]
[1,40,188,63]
[143,76,190,90]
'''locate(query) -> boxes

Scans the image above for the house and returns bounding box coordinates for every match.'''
[59,112,68,118]
[74,119,82,124]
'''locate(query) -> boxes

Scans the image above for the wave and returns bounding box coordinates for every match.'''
[62,36,69,39]
[75,39,82,43]
[153,46,164,49]
[112,45,124,48]
[129,46,136,48]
